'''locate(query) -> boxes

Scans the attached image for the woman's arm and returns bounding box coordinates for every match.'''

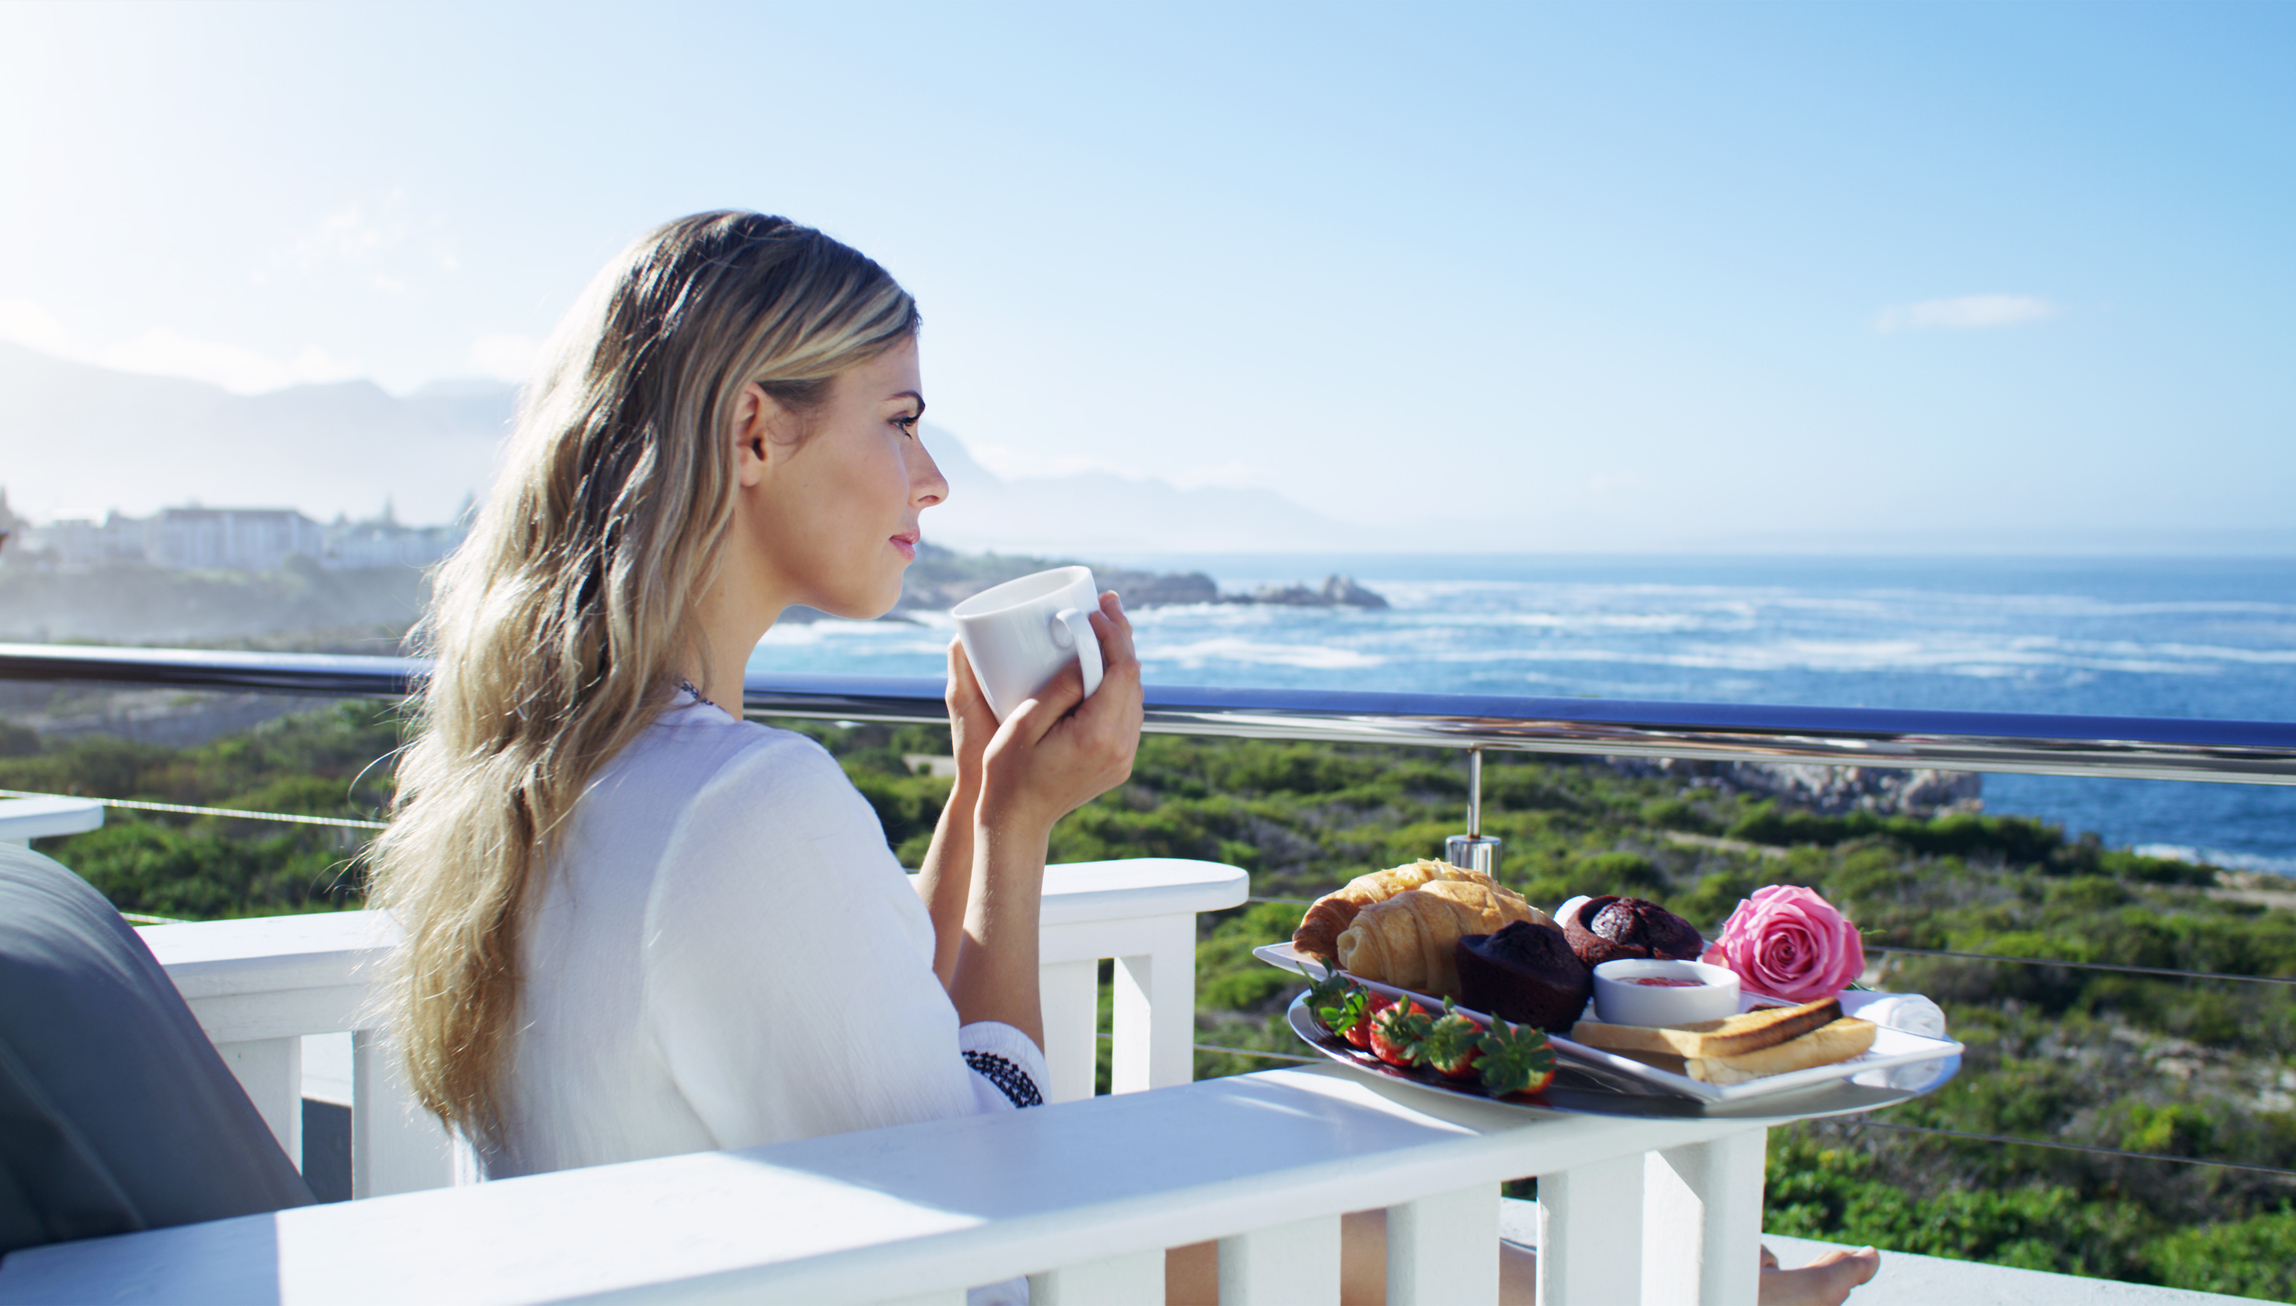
[913,642,995,987]
[946,592,1143,1048]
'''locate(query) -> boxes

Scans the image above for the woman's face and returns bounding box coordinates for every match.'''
[734,337,946,620]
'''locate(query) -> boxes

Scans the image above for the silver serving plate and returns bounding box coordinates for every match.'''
[1262,942,1962,1110]
[1283,995,1956,1121]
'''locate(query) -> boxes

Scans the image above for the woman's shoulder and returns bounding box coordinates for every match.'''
[635,706,915,926]
[610,702,846,801]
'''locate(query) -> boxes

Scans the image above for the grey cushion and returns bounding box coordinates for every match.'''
[0,844,312,1258]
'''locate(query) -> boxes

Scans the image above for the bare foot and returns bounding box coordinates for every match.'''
[1759,1245,1879,1306]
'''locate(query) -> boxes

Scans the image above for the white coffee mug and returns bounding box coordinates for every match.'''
[950,566,1106,721]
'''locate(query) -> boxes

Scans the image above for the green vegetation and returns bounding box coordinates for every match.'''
[807,722,2296,1301]
[6,701,395,917]
[14,704,2294,1299]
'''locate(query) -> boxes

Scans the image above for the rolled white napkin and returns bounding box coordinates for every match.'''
[1839,990,1948,1040]
[1554,895,1591,932]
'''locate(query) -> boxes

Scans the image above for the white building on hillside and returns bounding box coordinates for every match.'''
[13,498,466,572]
[146,507,329,570]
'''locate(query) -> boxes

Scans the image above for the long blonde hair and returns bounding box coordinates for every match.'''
[367,212,919,1142]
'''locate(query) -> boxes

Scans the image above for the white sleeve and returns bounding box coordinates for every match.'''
[641,733,1046,1148]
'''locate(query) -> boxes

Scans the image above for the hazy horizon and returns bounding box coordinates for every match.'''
[3,2,2289,552]
[6,340,2293,559]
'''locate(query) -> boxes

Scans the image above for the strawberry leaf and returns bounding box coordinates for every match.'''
[1477,1016,1558,1096]
[1318,985,1372,1037]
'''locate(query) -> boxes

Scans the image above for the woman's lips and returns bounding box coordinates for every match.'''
[891,532,919,561]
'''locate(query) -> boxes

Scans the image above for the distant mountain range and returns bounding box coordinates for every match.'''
[915,425,1372,554]
[0,343,1368,552]
[0,343,509,525]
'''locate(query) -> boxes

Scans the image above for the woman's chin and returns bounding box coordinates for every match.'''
[808,585,907,623]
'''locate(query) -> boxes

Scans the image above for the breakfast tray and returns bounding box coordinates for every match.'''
[1255,941,1963,1108]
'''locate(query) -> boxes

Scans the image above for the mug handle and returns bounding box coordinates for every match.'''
[1052,607,1105,701]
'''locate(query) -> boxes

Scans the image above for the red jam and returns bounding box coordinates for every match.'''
[1626,976,1705,987]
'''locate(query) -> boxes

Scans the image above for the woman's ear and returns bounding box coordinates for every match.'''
[729,382,785,488]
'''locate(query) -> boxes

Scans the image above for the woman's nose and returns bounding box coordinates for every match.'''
[913,444,950,507]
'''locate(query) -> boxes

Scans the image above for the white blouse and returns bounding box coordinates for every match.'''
[482,696,1047,1181]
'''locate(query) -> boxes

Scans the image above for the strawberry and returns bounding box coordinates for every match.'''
[1476,1016,1558,1097]
[1338,991,1393,1050]
[1314,981,1374,1048]
[1410,1001,1488,1081]
[1303,963,1361,1031]
[1368,997,1431,1068]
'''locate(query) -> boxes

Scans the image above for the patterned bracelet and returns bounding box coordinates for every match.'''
[962,1051,1045,1109]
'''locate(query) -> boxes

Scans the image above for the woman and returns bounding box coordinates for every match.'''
[370,210,1874,1306]
[368,211,1142,1181]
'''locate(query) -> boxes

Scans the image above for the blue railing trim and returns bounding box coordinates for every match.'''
[746,670,2296,750]
[5,643,2294,783]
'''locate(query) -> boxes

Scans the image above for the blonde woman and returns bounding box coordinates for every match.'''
[369,212,1142,1193]
[370,212,1875,1306]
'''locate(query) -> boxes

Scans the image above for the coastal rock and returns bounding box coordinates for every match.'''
[1101,569,1221,607]
[894,545,1383,613]
[1606,757,1982,817]
[1222,574,1390,609]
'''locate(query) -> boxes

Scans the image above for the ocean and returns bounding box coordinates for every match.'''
[747,554,2296,877]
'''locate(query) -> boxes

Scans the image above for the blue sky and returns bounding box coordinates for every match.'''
[1,1,2289,549]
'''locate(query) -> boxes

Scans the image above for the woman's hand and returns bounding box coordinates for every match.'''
[918,639,1001,988]
[977,591,1144,840]
[948,592,1139,1045]
[944,639,996,792]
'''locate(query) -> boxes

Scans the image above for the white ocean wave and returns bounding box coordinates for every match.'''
[1139,637,1386,671]
[755,617,950,655]
[1373,578,2296,623]
[761,584,2293,687]
[2132,844,2296,878]
[1352,639,2222,678]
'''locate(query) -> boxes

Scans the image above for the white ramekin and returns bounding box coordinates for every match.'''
[1590,958,1742,1027]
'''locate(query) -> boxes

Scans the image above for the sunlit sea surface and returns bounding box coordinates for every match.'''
[748,555,2296,877]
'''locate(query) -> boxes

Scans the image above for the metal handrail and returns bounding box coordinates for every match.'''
[6,642,2296,783]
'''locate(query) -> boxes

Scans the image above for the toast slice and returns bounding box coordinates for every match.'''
[1568,997,1842,1059]
[1585,1017,1878,1085]
[1687,1018,1876,1084]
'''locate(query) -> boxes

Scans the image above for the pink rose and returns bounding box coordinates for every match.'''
[1700,885,1865,1003]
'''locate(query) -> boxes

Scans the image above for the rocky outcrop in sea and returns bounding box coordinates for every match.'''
[1606,756,1983,817]
[891,545,1387,615]
[1221,574,1389,609]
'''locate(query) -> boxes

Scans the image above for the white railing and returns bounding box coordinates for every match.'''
[0,852,1799,1305]
[0,1064,1771,1306]
[133,857,1247,1199]
[0,795,103,845]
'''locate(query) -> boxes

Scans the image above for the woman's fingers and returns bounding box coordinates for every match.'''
[973,593,1144,830]
[945,640,998,768]
[1002,658,1089,747]
[1077,595,1144,720]
[946,639,993,721]
[1094,591,1140,676]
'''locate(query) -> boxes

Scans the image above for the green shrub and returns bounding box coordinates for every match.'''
[2144,1207,2296,1300]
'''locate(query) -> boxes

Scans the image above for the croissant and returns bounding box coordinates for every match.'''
[1292,859,1496,962]
[1336,881,1552,998]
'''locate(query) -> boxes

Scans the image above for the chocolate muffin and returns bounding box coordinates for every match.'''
[1455,920,1593,1033]
[1563,895,1704,969]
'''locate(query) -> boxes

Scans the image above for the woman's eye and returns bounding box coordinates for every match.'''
[894,414,921,436]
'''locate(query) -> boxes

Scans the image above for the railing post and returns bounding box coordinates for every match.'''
[352,1027,459,1197]
[1641,1130,1766,1306]
[1030,1248,1165,1305]
[214,1036,301,1165]
[1388,1184,1500,1304]
[1537,1152,1643,1305]
[1037,957,1100,1103]
[1220,1214,1342,1304]
[1111,913,1197,1093]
